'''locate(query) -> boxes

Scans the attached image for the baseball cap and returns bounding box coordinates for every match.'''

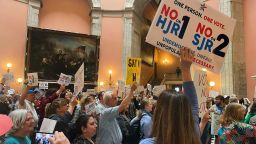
[0,114,13,136]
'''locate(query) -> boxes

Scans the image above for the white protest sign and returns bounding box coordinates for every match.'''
[124,85,131,98]
[27,73,38,86]
[74,63,84,96]
[117,80,125,97]
[136,85,145,94]
[2,72,14,81]
[39,118,57,133]
[194,70,208,117]
[146,0,236,73]
[39,82,48,89]
[34,88,45,99]
[86,89,96,95]
[152,85,166,96]
[57,73,72,86]
[85,103,96,115]
[7,89,15,95]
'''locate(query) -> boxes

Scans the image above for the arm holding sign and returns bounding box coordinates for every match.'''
[118,83,137,113]
[181,47,200,136]
[67,96,78,115]
[19,80,33,106]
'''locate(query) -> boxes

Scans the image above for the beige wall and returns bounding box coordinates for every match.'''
[39,0,91,34]
[98,17,124,84]
[244,0,256,99]
[101,0,124,10]
[0,0,28,90]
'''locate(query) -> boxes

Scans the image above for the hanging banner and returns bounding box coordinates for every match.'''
[146,0,236,73]
[126,58,141,85]
[74,63,84,96]
[57,73,72,86]
[27,73,38,86]
[194,70,208,117]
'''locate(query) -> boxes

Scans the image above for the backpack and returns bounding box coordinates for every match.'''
[130,114,146,144]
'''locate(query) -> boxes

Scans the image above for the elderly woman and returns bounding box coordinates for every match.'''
[4,109,35,144]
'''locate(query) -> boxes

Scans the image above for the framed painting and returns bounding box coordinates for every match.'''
[25,27,100,83]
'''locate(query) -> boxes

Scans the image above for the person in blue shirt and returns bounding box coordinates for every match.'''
[140,47,202,144]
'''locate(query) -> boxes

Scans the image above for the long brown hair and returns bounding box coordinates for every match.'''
[45,98,68,117]
[219,103,245,125]
[151,90,200,144]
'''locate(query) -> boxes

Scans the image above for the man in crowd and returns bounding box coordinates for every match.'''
[96,83,137,144]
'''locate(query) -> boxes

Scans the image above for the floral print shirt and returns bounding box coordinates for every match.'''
[218,121,256,144]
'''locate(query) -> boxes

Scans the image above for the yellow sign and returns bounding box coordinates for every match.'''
[126,57,141,85]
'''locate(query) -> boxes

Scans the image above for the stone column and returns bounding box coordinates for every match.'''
[27,0,41,27]
[220,0,247,98]
[90,0,101,36]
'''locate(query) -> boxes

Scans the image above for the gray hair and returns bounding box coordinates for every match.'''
[103,91,113,105]
[7,109,30,135]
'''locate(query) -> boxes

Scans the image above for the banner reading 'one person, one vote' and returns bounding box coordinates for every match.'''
[126,58,141,85]
[146,0,236,73]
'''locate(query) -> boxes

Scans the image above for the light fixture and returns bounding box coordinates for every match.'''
[209,81,215,87]
[17,78,23,84]
[252,75,256,80]
[99,81,104,86]
[163,59,169,64]
[108,70,112,75]
[202,68,207,72]
[6,63,12,72]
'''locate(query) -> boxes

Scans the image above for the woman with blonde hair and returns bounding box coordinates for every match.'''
[218,103,256,143]
[140,48,201,144]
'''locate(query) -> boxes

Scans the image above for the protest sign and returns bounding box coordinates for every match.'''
[194,70,208,117]
[2,72,14,82]
[126,58,141,85]
[146,0,236,73]
[85,103,96,115]
[39,82,48,90]
[40,118,57,133]
[27,73,38,86]
[152,85,166,96]
[74,63,84,96]
[57,73,72,86]
[117,80,125,97]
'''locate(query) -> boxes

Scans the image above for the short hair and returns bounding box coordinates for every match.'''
[229,97,238,103]
[215,95,224,101]
[103,91,113,104]
[140,98,151,110]
[220,103,245,125]
[7,109,31,135]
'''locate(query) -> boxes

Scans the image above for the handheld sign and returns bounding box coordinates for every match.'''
[117,80,125,97]
[39,82,48,90]
[27,73,38,86]
[39,118,57,133]
[57,73,72,86]
[74,63,84,96]
[85,103,96,115]
[194,70,208,117]
[126,58,141,85]
[146,0,236,73]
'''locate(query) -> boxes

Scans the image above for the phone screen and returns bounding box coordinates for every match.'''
[34,132,54,144]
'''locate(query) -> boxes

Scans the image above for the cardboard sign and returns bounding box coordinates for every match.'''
[27,73,38,86]
[57,73,72,86]
[152,85,166,96]
[74,63,84,96]
[126,58,141,85]
[7,89,15,95]
[39,82,48,89]
[194,70,208,117]
[146,0,236,73]
[85,103,96,115]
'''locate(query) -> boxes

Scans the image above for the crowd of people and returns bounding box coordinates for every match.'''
[0,48,256,144]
